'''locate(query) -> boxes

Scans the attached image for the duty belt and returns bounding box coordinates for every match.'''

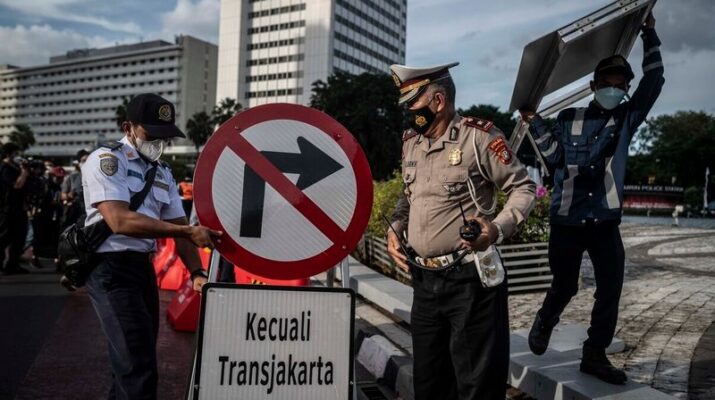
[414,250,474,270]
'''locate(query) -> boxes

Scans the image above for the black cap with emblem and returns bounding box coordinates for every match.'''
[126,93,186,138]
[594,55,634,82]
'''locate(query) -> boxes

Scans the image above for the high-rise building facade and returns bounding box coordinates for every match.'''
[0,35,218,157]
[217,0,407,107]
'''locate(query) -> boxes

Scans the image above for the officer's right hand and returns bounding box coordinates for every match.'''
[188,225,223,248]
[519,110,536,122]
[387,230,409,272]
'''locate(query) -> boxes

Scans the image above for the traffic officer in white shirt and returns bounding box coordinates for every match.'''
[82,93,221,399]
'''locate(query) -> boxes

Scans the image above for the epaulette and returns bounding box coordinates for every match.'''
[97,140,123,151]
[158,160,171,170]
[463,117,494,132]
[402,129,419,142]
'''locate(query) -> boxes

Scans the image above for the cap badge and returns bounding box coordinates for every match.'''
[415,115,428,127]
[448,148,462,166]
[158,104,172,122]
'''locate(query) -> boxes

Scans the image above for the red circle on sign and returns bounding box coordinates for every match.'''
[194,103,373,280]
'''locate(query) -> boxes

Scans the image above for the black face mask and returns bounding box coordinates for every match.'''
[408,98,436,134]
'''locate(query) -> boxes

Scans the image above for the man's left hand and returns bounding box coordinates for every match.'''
[193,276,208,292]
[460,217,498,252]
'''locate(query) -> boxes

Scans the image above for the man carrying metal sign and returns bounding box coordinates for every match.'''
[519,12,663,384]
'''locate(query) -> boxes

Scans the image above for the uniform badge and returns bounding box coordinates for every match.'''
[158,104,172,121]
[488,137,513,165]
[100,155,119,176]
[415,115,428,127]
[448,148,462,165]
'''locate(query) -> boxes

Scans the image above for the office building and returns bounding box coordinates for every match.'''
[0,35,218,157]
[217,0,407,107]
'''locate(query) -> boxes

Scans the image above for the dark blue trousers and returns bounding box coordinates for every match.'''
[86,251,159,400]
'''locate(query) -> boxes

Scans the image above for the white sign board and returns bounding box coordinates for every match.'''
[193,285,355,399]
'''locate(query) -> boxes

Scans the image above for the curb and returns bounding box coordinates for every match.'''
[355,328,414,400]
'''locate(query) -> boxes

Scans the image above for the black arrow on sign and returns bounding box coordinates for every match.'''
[240,136,344,238]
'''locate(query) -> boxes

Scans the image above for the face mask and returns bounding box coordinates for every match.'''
[408,97,437,134]
[131,128,165,162]
[594,87,626,110]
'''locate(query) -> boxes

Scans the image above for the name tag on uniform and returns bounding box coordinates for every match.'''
[128,170,144,181]
[153,181,170,191]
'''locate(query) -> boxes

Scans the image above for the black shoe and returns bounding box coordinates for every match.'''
[528,314,556,355]
[580,345,627,385]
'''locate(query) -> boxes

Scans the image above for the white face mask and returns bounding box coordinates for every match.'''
[131,128,165,162]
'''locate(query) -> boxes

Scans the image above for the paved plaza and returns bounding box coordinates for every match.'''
[508,221,715,399]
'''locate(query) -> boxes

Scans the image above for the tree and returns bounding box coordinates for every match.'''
[310,71,405,181]
[630,111,715,187]
[211,98,243,128]
[185,111,214,152]
[9,124,35,151]
[115,96,132,130]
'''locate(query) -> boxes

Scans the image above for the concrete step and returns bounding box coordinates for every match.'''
[510,334,676,399]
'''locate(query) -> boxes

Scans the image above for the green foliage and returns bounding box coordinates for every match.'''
[367,171,403,237]
[185,111,213,151]
[310,71,405,181]
[499,189,551,244]
[115,96,132,130]
[684,186,704,211]
[211,98,243,127]
[630,111,715,187]
[9,124,35,151]
[365,170,550,244]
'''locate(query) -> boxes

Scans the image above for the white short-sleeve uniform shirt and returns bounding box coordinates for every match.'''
[82,136,185,253]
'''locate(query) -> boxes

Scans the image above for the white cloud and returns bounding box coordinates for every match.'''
[0,24,110,66]
[0,0,141,33]
[160,0,220,44]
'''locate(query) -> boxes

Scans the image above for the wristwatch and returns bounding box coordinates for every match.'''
[190,269,209,281]
[493,222,505,245]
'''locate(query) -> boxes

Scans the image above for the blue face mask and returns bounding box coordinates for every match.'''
[594,87,626,110]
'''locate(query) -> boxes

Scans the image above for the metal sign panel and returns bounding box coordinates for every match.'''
[193,104,373,280]
[193,284,355,399]
[509,0,656,113]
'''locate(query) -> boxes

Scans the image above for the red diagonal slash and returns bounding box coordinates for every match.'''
[229,133,346,244]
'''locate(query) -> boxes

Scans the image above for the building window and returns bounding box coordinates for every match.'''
[246,54,304,66]
[247,20,306,35]
[247,3,306,19]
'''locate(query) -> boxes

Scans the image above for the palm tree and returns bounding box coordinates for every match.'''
[115,96,133,130]
[9,124,35,151]
[186,111,213,152]
[211,98,243,128]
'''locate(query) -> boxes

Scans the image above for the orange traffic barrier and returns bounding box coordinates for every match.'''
[153,239,211,291]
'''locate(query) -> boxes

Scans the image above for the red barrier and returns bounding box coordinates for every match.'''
[166,248,311,332]
[166,277,201,332]
[154,239,211,291]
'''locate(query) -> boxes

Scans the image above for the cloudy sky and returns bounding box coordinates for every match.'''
[0,0,712,116]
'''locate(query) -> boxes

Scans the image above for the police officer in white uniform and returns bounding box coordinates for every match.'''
[82,93,221,399]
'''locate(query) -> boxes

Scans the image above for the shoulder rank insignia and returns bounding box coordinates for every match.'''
[488,136,514,165]
[98,140,123,151]
[464,117,494,132]
[448,148,462,166]
[100,154,119,176]
[402,129,419,142]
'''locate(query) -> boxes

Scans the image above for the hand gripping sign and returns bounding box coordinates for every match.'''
[194,104,373,280]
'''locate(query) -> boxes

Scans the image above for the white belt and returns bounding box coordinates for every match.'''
[415,251,474,269]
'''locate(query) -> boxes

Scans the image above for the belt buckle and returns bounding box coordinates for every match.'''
[424,257,440,268]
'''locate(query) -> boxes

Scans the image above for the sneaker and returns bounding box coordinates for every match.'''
[580,345,627,385]
[528,314,555,355]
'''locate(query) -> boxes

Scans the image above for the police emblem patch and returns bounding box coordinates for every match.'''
[158,104,172,121]
[448,148,462,165]
[100,155,119,176]
[488,137,513,165]
[415,115,428,127]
